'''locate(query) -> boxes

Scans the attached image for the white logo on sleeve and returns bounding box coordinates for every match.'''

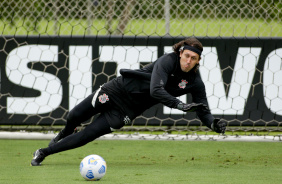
[123,116,131,125]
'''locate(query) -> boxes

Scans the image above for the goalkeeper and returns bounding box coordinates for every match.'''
[31,37,226,166]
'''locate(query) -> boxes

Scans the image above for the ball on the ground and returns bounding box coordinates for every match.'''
[80,154,107,181]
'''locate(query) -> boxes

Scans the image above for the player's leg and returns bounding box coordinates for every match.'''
[31,114,112,166]
[49,92,99,146]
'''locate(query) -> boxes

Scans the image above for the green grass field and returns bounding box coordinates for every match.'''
[0,139,281,184]
[1,18,282,37]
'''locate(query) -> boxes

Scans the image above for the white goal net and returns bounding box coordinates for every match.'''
[0,0,281,138]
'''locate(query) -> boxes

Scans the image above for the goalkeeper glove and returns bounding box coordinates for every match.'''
[176,102,208,112]
[211,118,226,134]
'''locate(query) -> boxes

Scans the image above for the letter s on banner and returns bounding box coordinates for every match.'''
[6,45,62,114]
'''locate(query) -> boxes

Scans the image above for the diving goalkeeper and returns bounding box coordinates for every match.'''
[31,37,226,166]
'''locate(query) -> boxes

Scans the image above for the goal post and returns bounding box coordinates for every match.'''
[0,0,282,136]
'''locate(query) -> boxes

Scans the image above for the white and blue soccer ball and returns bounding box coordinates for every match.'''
[80,154,107,181]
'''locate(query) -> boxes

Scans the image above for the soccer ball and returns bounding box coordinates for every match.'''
[79,154,107,181]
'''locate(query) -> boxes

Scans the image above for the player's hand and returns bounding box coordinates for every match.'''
[211,118,226,134]
[176,102,208,112]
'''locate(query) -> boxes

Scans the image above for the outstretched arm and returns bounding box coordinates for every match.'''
[191,78,227,133]
[150,54,211,115]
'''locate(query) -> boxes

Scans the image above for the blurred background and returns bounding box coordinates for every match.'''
[1,0,282,37]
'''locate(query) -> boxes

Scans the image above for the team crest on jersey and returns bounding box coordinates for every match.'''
[178,79,188,89]
[98,93,109,104]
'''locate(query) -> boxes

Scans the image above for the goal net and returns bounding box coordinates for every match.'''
[0,0,282,137]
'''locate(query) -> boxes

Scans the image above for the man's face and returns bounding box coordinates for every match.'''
[179,49,200,72]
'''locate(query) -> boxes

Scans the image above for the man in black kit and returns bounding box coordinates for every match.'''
[31,37,226,166]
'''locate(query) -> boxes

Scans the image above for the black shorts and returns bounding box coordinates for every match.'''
[91,87,131,130]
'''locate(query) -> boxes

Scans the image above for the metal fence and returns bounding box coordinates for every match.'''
[1,0,282,37]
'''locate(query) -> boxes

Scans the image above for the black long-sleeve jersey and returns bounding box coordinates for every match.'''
[101,52,214,128]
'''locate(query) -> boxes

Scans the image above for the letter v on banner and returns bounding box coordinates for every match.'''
[199,47,261,115]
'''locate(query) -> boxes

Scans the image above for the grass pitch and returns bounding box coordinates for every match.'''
[0,139,281,184]
[2,18,282,37]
